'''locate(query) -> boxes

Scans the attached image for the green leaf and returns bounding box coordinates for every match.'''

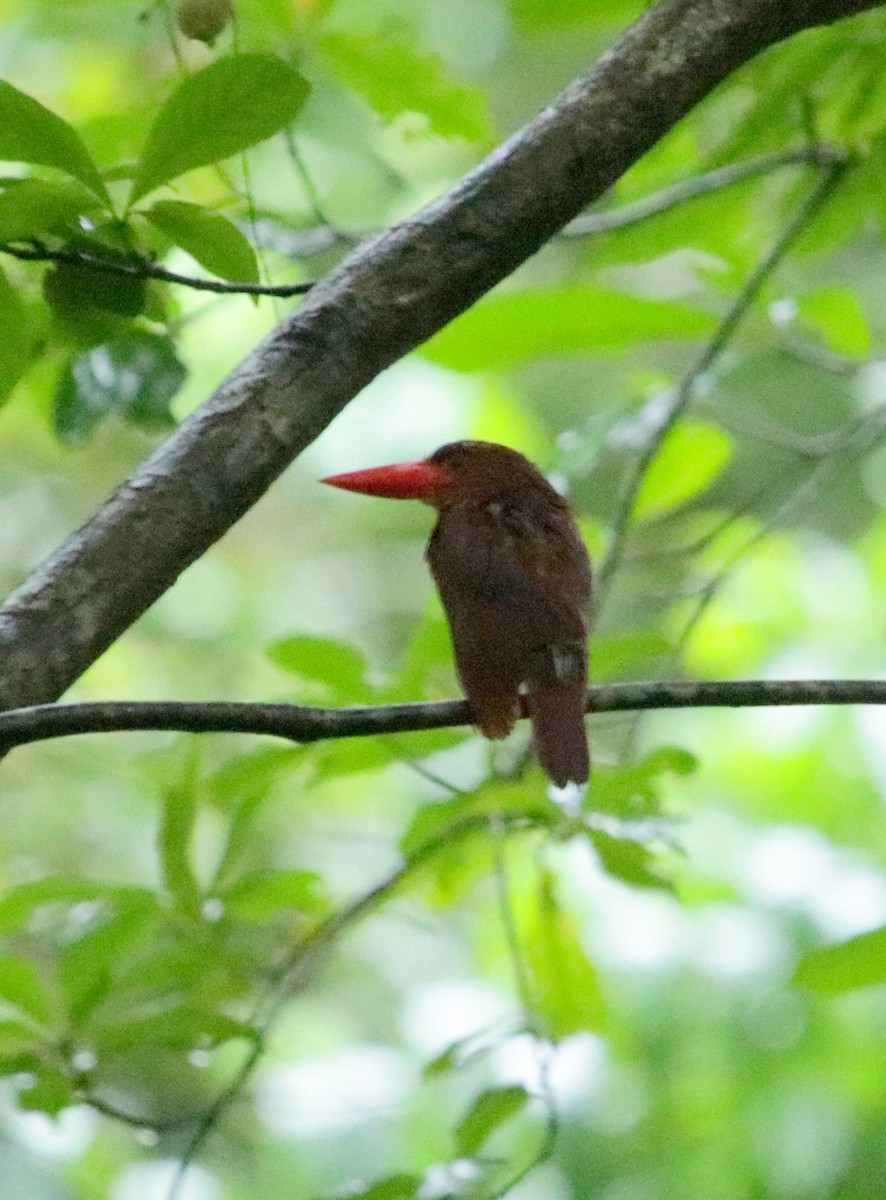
[0,267,30,403]
[0,80,107,199]
[588,829,671,891]
[454,1085,530,1157]
[590,746,696,821]
[144,200,259,283]
[795,926,886,994]
[91,1006,254,1052]
[422,1033,478,1080]
[320,32,492,142]
[130,54,310,203]
[18,1066,73,1117]
[225,870,329,920]
[0,1020,44,1072]
[210,746,304,807]
[0,878,152,933]
[53,332,185,440]
[796,286,870,357]
[267,634,372,703]
[591,631,674,682]
[160,782,201,916]
[633,422,732,518]
[0,959,54,1027]
[524,869,606,1038]
[0,178,103,242]
[384,612,455,702]
[60,892,159,1020]
[422,287,714,372]
[43,247,147,321]
[347,1175,422,1200]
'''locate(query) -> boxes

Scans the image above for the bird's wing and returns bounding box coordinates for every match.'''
[428,498,591,648]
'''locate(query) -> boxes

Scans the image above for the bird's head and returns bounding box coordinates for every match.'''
[322,441,547,508]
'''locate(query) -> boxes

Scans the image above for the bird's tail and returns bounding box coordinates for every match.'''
[527,679,590,787]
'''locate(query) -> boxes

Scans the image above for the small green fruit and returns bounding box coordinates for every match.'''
[176,0,234,44]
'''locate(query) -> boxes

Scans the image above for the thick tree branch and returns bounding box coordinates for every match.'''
[0,678,883,750]
[0,0,881,711]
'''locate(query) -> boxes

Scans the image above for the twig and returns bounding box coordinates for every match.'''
[675,403,886,650]
[562,144,845,236]
[284,130,333,231]
[1,148,838,302]
[597,158,848,603]
[4,678,886,752]
[1,242,314,298]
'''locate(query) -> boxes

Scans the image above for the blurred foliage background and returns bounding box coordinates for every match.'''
[2,0,886,1197]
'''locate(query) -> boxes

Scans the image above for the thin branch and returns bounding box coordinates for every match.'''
[0,146,838,304]
[167,1038,264,1200]
[1,242,315,298]
[562,143,846,236]
[2,679,886,751]
[82,1092,204,1134]
[597,158,848,602]
[283,130,334,231]
[674,402,886,649]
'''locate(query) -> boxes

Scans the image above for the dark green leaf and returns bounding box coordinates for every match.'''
[454,1085,530,1157]
[0,80,107,198]
[53,332,185,440]
[44,252,147,319]
[0,267,29,403]
[320,32,492,142]
[524,869,606,1038]
[0,178,103,242]
[422,287,714,372]
[144,199,259,283]
[130,54,310,203]
[795,926,886,994]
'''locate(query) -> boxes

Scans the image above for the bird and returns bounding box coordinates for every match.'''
[322,441,592,787]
